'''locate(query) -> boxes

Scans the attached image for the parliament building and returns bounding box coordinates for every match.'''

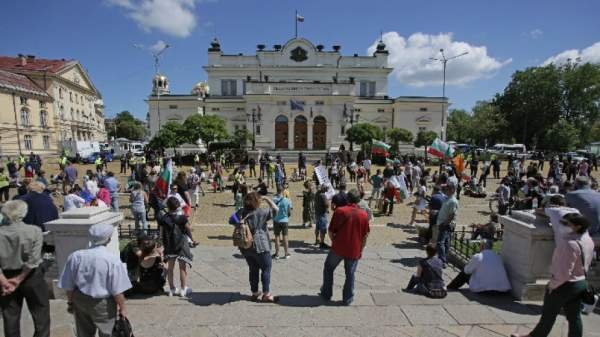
[147,37,447,151]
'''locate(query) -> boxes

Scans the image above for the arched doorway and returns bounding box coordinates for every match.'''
[275,115,288,149]
[294,115,307,149]
[313,116,327,150]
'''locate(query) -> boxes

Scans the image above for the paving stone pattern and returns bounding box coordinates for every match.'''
[3,246,600,337]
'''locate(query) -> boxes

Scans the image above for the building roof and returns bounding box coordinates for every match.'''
[0,55,72,74]
[0,69,49,97]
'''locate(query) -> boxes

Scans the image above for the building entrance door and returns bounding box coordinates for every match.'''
[275,115,288,149]
[294,115,307,149]
[313,116,327,150]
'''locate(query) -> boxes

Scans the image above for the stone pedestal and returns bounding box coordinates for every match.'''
[44,207,123,298]
[500,210,555,300]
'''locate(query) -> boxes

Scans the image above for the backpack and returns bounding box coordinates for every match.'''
[162,214,185,252]
[232,212,253,249]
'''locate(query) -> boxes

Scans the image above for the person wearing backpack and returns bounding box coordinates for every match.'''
[158,197,194,297]
[272,186,292,259]
[230,192,279,302]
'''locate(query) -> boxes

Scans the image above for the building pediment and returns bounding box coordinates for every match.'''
[57,63,99,95]
[416,115,432,124]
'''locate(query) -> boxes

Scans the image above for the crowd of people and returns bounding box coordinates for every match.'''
[0,146,599,337]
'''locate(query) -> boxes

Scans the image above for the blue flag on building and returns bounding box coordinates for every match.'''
[290,100,304,111]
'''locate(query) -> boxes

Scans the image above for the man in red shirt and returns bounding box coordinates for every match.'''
[319,189,370,305]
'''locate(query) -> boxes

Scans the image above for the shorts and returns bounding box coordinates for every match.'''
[315,214,328,234]
[273,222,289,236]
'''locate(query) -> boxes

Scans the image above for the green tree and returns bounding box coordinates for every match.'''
[543,118,580,152]
[414,130,438,157]
[446,109,472,143]
[183,115,229,148]
[345,123,384,156]
[147,122,186,151]
[470,101,507,147]
[231,128,252,148]
[107,110,146,140]
[495,65,562,149]
[386,128,413,153]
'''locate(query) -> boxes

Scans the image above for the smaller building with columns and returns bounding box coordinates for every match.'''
[147,37,447,151]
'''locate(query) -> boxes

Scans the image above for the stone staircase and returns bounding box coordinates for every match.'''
[248,150,331,164]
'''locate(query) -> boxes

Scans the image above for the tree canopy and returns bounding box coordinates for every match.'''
[386,128,413,152]
[107,110,146,140]
[183,115,229,147]
[345,123,384,146]
[147,121,186,150]
[446,62,600,151]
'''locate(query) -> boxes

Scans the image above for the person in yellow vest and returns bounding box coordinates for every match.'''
[18,153,25,171]
[94,156,103,174]
[59,155,68,170]
[0,167,10,202]
[129,156,137,174]
[140,156,146,166]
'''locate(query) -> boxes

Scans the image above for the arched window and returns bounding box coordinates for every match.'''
[40,110,48,127]
[69,92,73,102]
[59,88,63,99]
[70,108,74,119]
[20,108,30,126]
[275,115,288,123]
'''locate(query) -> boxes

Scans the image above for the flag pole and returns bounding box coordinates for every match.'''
[295,10,298,38]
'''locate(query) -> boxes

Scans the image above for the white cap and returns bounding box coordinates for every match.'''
[89,223,114,246]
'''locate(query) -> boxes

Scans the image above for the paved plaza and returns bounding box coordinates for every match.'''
[6,243,600,337]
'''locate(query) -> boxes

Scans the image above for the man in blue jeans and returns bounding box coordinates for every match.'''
[320,189,370,305]
[435,183,459,268]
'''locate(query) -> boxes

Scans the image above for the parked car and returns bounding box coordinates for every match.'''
[85,151,113,164]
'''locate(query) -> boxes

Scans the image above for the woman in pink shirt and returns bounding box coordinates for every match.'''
[513,202,594,337]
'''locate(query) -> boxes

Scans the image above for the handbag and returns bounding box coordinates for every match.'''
[112,314,134,337]
[576,241,597,305]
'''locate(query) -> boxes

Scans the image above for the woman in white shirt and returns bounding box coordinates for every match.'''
[409,178,428,226]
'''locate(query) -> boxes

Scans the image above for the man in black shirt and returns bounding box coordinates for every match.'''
[382,163,395,180]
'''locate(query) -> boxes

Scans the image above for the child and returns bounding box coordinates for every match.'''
[302,181,315,228]
[234,186,243,211]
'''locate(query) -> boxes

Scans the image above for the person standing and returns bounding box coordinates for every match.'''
[59,223,131,337]
[0,167,10,202]
[248,156,256,178]
[103,172,120,213]
[368,169,383,208]
[491,156,501,179]
[119,155,127,174]
[331,183,348,211]
[129,182,148,233]
[230,192,279,302]
[0,200,50,337]
[272,186,292,259]
[566,176,600,236]
[159,197,195,297]
[435,183,459,267]
[427,185,447,244]
[314,184,330,248]
[512,206,594,337]
[302,181,315,228]
[320,189,370,305]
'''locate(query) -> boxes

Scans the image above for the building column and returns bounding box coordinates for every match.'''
[307,122,313,150]
[288,119,294,150]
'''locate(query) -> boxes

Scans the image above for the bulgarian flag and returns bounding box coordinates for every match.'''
[372,140,391,156]
[154,159,172,199]
[427,138,455,158]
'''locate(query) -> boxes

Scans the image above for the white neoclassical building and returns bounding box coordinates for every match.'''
[147,37,447,151]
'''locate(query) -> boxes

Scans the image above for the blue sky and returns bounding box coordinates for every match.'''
[1,0,599,119]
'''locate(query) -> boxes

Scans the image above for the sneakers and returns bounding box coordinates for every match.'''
[168,288,179,297]
[319,243,330,249]
[284,254,291,259]
[180,287,192,298]
[272,254,280,260]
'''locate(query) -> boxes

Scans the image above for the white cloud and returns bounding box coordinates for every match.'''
[542,42,600,65]
[368,32,511,87]
[107,0,199,38]
[526,29,543,39]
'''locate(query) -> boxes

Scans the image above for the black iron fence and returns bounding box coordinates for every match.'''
[117,223,161,240]
[449,227,503,266]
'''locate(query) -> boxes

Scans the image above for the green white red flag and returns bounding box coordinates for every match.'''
[427,138,455,158]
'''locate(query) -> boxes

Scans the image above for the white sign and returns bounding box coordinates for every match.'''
[314,165,336,199]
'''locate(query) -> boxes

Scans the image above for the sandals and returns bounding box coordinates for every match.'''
[250,292,262,302]
[261,294,278,303]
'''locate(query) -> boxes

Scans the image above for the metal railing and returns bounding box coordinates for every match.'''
[117,223,161,240]
[449,227,503,265]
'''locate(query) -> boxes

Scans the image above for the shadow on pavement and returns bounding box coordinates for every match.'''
[390,257,420,267]
[212,203,233,208]
[275,294,339,307]
[458,289,542,315]
[186,291,245,306]
[392,241,423,250]
[294,247,329,255]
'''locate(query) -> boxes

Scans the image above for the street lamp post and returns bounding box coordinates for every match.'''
[135,43,170,134]
[247,109,261,150]
[345,105,357,151]
[430,49,468,141]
